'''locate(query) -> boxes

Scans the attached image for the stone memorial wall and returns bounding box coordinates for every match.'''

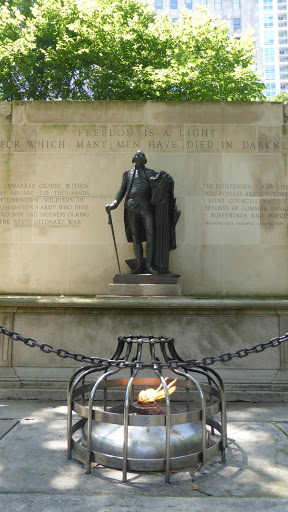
[0,101,288,400]
[0,100,288,296]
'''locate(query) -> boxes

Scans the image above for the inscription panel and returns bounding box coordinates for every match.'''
[203,184,288,231]
[200,181,288,246]
[0,177,101,244]
[0,184,90,227]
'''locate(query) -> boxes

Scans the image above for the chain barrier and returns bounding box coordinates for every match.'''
[0,324,288,369]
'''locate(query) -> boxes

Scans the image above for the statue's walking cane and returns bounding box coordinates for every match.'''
[107,209,121,274]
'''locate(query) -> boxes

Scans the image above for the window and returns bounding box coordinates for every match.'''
[265,65,275,79]
[172,17,178,22]
[214,0,222,8]
[264,37,274,44]
[265,82,276,97]
[266,82,276,90]
[264,29,274,45]
[233,0,240,8]
[170,0,177,8]
[263,0,273,10]
[186,0,192,7]
[264,14,273,28]
[280,50,285,54]
[155,0,163,8]
[199,0,207,4]
[265,48,275,62]
[233,18,241,30]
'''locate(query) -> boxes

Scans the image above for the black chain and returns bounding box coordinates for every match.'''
[0,324,287,369]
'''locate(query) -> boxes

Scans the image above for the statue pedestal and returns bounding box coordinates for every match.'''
[109,274,182,296]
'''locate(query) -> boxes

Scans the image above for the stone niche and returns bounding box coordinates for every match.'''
[0,100,288,297]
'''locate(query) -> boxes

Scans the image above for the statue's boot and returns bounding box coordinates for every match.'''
[146,265,158,274]
[132,241,144,274]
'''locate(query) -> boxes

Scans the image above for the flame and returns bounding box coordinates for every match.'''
[137,377,177,404]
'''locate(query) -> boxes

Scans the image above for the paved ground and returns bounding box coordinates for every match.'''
[0,400,287,511]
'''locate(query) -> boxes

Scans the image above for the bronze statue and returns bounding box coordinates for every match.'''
[106,151,180,275]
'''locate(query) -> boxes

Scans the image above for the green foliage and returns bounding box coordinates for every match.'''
[0,1,265,101]
[266,92,288,103]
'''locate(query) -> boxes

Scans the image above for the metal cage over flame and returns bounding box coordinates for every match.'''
[67,336,227,483]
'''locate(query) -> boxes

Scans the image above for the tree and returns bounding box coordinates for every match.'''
[267,92,288,102]
[0,0,265,101]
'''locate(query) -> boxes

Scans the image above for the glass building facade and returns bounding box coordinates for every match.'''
[257,0,288,97]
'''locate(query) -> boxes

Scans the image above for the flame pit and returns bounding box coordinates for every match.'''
[68,336,227,483]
